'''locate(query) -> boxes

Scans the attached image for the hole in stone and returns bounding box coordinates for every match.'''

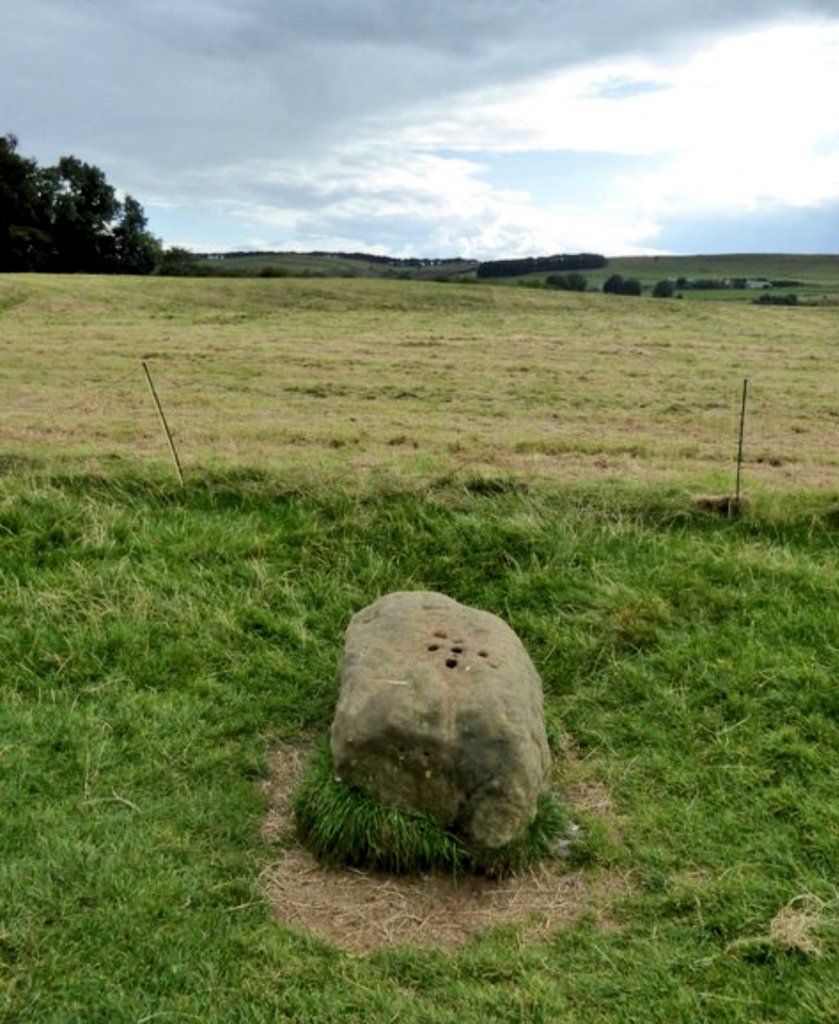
[434,630,448,639]
[427,644,440,652]
[445,658,458,669]
[451,646,463,654]
[478,650,488,658]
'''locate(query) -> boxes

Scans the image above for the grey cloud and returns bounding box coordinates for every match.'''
[3,0,838,251]
[9,1,837,155]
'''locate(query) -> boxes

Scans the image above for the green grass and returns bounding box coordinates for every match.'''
[292,738,566,876]
[1,468,838,1021]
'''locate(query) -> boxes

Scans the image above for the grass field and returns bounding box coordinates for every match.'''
[1,273,838,1021]
[3,273,839,492]
[595,255,839,304]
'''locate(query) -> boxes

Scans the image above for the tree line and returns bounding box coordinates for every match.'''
[476,253,607,279]
[0,133,161,273]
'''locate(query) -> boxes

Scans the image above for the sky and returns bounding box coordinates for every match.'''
[3,0,839,258]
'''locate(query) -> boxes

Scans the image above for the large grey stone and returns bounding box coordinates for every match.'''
[330,591,551,849]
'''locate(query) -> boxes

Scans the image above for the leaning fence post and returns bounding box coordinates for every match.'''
[735,377,749,506]
[142,360,184,486]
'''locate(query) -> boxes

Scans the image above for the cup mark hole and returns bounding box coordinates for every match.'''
[445,658,458,669]
[478,650,488,658]
[433,630,448,639]
[427,644,440,651]
[451,646,463,654]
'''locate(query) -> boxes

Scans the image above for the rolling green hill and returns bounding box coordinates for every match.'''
[595,254,839,304]
[192,250,480,281]
[186,250,839,303]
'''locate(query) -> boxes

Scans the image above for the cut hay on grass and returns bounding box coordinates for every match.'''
[768,893,834,958]
[258,743,626,953]
[6,274,839,492]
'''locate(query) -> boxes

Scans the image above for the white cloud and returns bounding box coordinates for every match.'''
[426,22,839,198]
[9,3,837,254]
[327,17,839,252]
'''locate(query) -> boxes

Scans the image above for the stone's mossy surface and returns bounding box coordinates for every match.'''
[330,591,551,849]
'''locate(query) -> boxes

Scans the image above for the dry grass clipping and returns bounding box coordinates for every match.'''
[768,893,831,957]
[258,743,627,953]
[725,892,835,960]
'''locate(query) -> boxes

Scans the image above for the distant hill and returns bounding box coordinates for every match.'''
[588,254,839,304]
[184,249,839,303]
[191,250,480,281]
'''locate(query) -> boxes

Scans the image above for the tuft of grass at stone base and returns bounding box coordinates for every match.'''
[292,738,566,876]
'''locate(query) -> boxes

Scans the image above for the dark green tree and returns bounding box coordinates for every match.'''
[1,133,161,274]
[755,292,799,306]
[112,195,161,274]
[0,134,50,271]
[603,274,642,296]
[155,246,198,276]
[545,271,587,292]
[43,156,121,272]
[652,279,675,298]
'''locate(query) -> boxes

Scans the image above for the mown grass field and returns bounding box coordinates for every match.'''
[1,274,838,1022]
[3,273,839,491]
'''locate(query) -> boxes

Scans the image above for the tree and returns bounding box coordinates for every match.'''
[155,246,198,276]
[603,274,642,296]
[652,279,675,298]
[755,292,798,306]
[545,271,587,292]
[0,134,50,271]
[43,155,121,272]
[112,195,161,274]
[0,133,161,273]
[477,253,606,278]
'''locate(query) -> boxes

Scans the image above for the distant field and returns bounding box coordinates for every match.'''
[2,272,839,491]
[504,254,839,304]
[187,251,839,305]
[192,251,479,281]
[608,253,839,281]
[598,254,839,305]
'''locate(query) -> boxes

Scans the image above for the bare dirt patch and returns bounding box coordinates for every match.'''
[258,742,628,953]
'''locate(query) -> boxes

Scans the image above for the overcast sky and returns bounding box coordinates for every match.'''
[4,0,839,257]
